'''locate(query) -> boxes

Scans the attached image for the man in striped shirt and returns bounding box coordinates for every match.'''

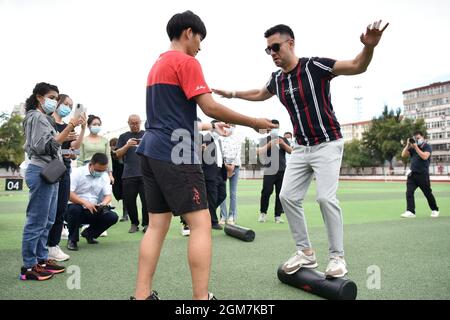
[213,20,388,278]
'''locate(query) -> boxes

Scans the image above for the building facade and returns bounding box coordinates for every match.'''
[341,120,371,143]
[403,81,450,163]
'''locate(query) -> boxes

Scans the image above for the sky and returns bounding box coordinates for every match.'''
[0,0,449,139]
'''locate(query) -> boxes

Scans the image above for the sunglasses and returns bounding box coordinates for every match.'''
[265,39,291,55]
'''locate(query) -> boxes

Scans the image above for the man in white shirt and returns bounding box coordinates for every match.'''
[219,124,242,225]
[66,153,118,251]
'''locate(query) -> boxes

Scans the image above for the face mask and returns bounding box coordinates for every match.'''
[56,104,72,118]
[90,170,104,178]
[271,129,279,137]
[228,127,235,134]
[417,139,424,146]
[90,126,102,135]
[42,98,57,114]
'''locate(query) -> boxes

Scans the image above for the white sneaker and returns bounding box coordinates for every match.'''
[218,219,226,226]
[431,210,440,218]
[325,257,348,279]
[282,251,318,274]
[208,292,217,300]
[227,218,235,225]
[258,213,267,223]
[61,227,69,240]
[100,230,108,237]
[48,245,70,262]
[181,226,190,236]
[401,211,416,218]
[275,217,284,224]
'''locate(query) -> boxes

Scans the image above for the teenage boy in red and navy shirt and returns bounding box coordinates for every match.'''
[133,10,275,301]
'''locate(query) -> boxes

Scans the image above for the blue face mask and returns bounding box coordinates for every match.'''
[91,170,104,178]
[271,129,279,137]
[42,98,57,114]
[90,126,102,135]
[417,139,424,146]
[56,104,72,118]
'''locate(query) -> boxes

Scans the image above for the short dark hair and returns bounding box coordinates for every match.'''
[271,119,280,125]
[264,24,295,39]
[166,10,207,41]
[413,131,424,137]
[25,82,59,112]
[91,153,109,165]
[284,131,293,137]
[87,114,102,126]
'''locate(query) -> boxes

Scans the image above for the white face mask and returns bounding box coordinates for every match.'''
[42,98,57,114]
[90,126,102,135]
[271,129,279,137]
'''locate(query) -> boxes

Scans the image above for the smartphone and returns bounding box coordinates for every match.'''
[73,103,86,118]
[61,149,81,155]
[132,138,142,144]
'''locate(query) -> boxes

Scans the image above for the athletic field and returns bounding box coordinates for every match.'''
[0,179,449,300]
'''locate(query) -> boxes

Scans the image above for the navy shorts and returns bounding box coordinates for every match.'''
[140,155,208,216]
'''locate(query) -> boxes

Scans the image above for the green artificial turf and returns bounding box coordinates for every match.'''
[0,179,449,300]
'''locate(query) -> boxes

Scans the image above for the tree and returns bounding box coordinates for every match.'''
[343,139,376,174]
[362,105,427,173]
[0,112,25,172]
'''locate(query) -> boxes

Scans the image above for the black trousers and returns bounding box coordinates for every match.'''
[260,171,285,217]
[48,168,70,247]
[205,167,226,225]
[122,177,149,227]
[66,204,118,242]
[406,172,439,214]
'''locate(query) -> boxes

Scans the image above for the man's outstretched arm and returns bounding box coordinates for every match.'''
[195,93,276,132]
[212,87,273,101]
[332,20,389,76]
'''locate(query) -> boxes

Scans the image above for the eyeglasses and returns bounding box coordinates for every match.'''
[265,39,291,55]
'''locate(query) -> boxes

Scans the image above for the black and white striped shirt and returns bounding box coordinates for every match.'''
[266,57,342,146]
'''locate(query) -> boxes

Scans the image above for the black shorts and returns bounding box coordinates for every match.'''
[140,155,208,216]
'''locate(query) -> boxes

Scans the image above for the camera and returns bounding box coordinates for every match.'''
[95,204,115,214]
[408,138,416,144]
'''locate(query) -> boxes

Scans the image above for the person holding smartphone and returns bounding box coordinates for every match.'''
[21,82,83,281]
[115,115,148,233]
[47,94,86,262]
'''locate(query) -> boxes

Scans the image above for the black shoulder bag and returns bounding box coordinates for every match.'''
[40,155,67,184]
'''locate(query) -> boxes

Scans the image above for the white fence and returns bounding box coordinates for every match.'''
[2,166,450,182]
[238,165,450,181]
[339,164,450,176]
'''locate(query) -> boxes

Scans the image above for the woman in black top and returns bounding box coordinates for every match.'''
[47,94,86,261]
